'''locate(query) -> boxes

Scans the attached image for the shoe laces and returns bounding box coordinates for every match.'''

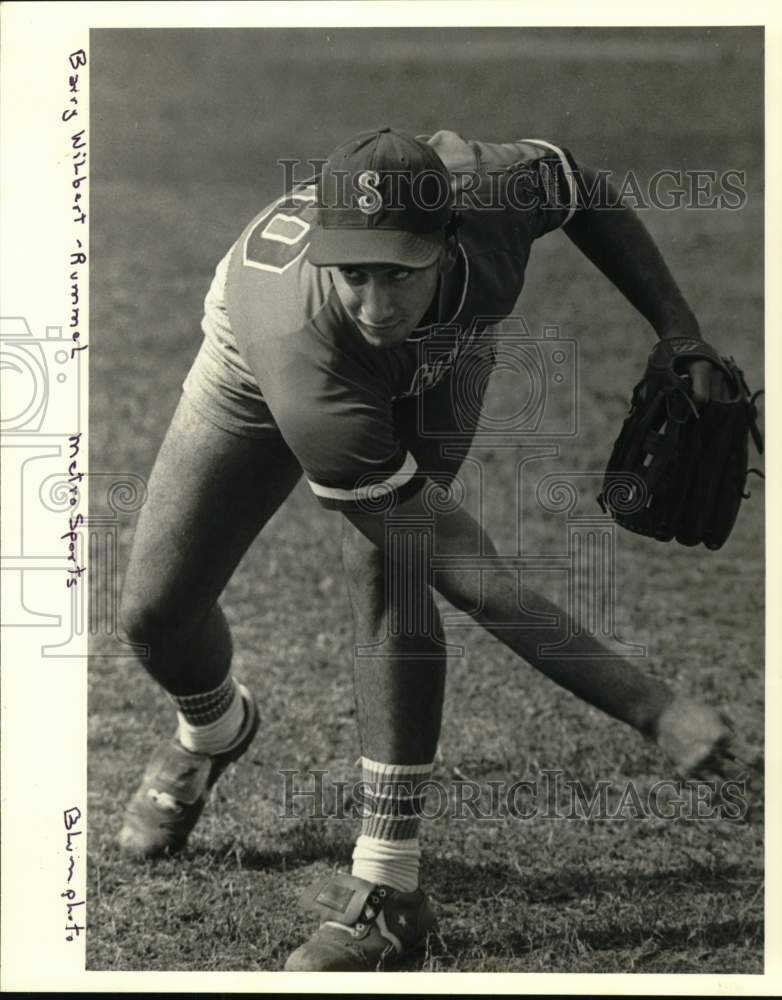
[351,886,387,936]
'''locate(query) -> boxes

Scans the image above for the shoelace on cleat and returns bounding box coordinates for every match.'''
[350,886,387,936]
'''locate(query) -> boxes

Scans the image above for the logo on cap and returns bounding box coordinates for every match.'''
[356,170,383,216]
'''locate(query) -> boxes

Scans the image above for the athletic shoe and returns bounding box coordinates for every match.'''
[284,872,437,971]
[117,683,259,858]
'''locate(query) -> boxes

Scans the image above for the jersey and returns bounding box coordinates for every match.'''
[207,130,578,512]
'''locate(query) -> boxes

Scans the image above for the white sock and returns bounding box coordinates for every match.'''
[176,679,245,754]
[351,834,421,893]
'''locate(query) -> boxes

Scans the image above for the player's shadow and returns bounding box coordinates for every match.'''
[424,854,760,903]
[422,855,763,968]
[206,819,357,869]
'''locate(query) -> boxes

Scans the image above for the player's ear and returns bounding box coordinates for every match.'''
[438,235,459,275]
[438,212,460,274]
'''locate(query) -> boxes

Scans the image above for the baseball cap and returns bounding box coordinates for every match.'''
[307,127,453,269]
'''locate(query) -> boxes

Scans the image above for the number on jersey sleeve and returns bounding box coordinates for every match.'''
[242,187,317,274]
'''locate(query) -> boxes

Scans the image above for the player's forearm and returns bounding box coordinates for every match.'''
[563,168,701,340]
[347,499,674,737]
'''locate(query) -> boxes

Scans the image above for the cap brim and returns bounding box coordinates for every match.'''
[307,227,445,268]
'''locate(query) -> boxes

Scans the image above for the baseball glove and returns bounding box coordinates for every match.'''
[598,337,763,549]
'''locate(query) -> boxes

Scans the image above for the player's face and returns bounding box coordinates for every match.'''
[332,260,441,349]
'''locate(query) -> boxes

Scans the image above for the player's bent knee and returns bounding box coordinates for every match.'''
[116,596,165,647]
[117,590,204,648]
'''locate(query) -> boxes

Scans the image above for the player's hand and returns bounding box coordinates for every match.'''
[685,358,733,406]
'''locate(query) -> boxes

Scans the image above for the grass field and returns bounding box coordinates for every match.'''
[87,27,764,973]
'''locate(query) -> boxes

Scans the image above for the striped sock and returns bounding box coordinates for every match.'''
[351,757,433,893]
[171,675,244,755]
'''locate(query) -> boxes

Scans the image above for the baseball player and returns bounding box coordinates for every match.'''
[117,127,757,971]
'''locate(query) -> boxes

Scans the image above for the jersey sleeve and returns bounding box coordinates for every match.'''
[503,138,579,236]
[427,129,580,239]
[255,347,425,513]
